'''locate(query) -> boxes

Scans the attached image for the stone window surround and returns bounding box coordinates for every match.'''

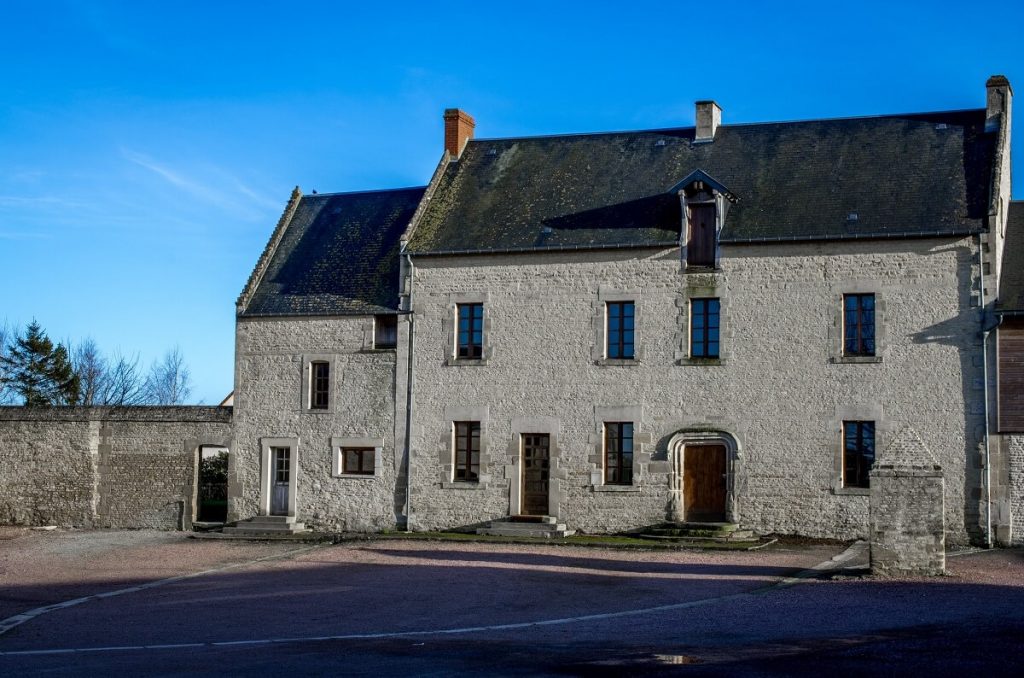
[589,405,650,491]
[675,275,731,366]
[592,287,644,366]
[829,283,886,364]
[301,354,336,412]
[259,436,299,517]
[507,416,562,519]
[440,404,491,489]
[443,292,492,366]
[331,436,384,479]
[828,404,887,496]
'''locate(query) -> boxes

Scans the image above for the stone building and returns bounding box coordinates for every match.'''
[225,75,1022,545]
[4,77,1018,548]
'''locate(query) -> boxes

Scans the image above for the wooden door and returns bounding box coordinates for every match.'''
[521,434,550,516]
[683,444,726,522]
[687,203,717,267]
[271,447,290,516]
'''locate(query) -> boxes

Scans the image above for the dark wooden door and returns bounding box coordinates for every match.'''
[271,447,290,516]
[683,444,726,522]
[687,203,716,267]
[521,434,550,516]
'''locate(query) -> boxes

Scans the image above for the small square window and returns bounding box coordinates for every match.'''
[604,422,634,485]
[690,298,720,358]
[606,301,635,359]
[454,421,481,481]
[842,421,875,488]
[374,315,398,349]
[457,304,484,359]
[843,294,876,357]
[342,447,375,475]
[310,361,330,409]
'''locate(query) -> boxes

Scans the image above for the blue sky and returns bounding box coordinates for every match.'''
[2,0,1022,404]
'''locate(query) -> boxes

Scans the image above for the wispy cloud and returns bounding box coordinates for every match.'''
[120,148,278,221]
[0,195,86,208]
[0,231,53,241]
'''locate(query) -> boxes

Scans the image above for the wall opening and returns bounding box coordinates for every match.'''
[197,446,229,524]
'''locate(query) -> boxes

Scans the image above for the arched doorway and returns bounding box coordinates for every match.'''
[667,431,739,523]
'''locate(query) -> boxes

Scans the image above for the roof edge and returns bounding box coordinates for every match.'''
[236,186,303,313]
[400,150,452,248]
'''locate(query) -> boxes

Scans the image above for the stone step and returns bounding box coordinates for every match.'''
[478,526,575,538]
[480,521,566,532]
[244,515,297,524]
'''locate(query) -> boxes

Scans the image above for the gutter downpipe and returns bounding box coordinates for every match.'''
[403,253,416,532]
[979,233,993,548]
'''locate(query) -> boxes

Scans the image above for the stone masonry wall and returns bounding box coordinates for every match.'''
[0,407,231,529]
[232,316,399,531]
[869,466,946,576]
[407,237,984,542]
[1008,434,1024,545]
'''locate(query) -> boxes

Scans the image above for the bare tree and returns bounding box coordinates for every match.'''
[72,339,148,406]
[0,321,14,405]
[144,346,193,405]
[72,338,106,405]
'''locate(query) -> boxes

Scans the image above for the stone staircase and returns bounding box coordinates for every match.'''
[477,515,575,538]
[221,515,310,537]
[635,522,756,543]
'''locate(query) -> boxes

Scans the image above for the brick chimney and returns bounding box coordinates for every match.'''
[695,100,722,142]
[986,75,1013,133]
[444,108,475,159]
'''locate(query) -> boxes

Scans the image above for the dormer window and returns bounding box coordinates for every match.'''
[686,189,717,268]
[670,169,737,272]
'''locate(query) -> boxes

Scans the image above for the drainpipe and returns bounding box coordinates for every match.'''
[979,233,993,548]
[403,253,416,532]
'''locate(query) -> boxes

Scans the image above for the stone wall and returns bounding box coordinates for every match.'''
[231,316,399,531]
[868,427,946,575]
[405,237,986,542]
[1008,434,1024,545]
[0,407,232,529]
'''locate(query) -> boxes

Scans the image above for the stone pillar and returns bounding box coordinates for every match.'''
[869,427,945,576]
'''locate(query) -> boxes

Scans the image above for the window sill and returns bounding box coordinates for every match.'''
[334,473,377,480]
[832,486,870,496]
[677,357,725,366]
[595,358,641,367]
[442,482,490,490]
[592,485,642,493]
[304,408,334,414]
[832,356,882,364]
[362,347,397,353]
[445,358,490,367]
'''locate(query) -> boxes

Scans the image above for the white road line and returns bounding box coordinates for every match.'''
[0,543,325,638]
[0,542,864,658]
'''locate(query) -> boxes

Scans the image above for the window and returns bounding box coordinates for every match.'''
[843,294,876,357]
[310,361,330,409]
[604,422,634,485]
[690,298,720,358]
[341,447,375,475]
[842,421,875,488]
[454,421,481,481]
[457,304,483,359]
[606,301,635,359]
[374,314,398,349]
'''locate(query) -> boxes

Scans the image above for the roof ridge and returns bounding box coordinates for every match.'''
[468,107,986,144]
[236,186,303,313]
[303,185,427,198]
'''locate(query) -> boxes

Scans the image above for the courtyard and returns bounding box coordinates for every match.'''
[0,528,1022,675]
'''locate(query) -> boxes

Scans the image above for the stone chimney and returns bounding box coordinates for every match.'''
[695,100,722,142]
[986,75,1013,133]
[444,108,475,159]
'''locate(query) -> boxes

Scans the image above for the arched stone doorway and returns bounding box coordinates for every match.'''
[667,430,740,523]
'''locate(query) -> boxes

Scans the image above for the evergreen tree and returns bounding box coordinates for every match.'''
[0,321,80,406]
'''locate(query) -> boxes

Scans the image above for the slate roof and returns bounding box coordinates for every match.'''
[997,201,1024,313]
[240,187,425,317]
[406,110,994,253]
